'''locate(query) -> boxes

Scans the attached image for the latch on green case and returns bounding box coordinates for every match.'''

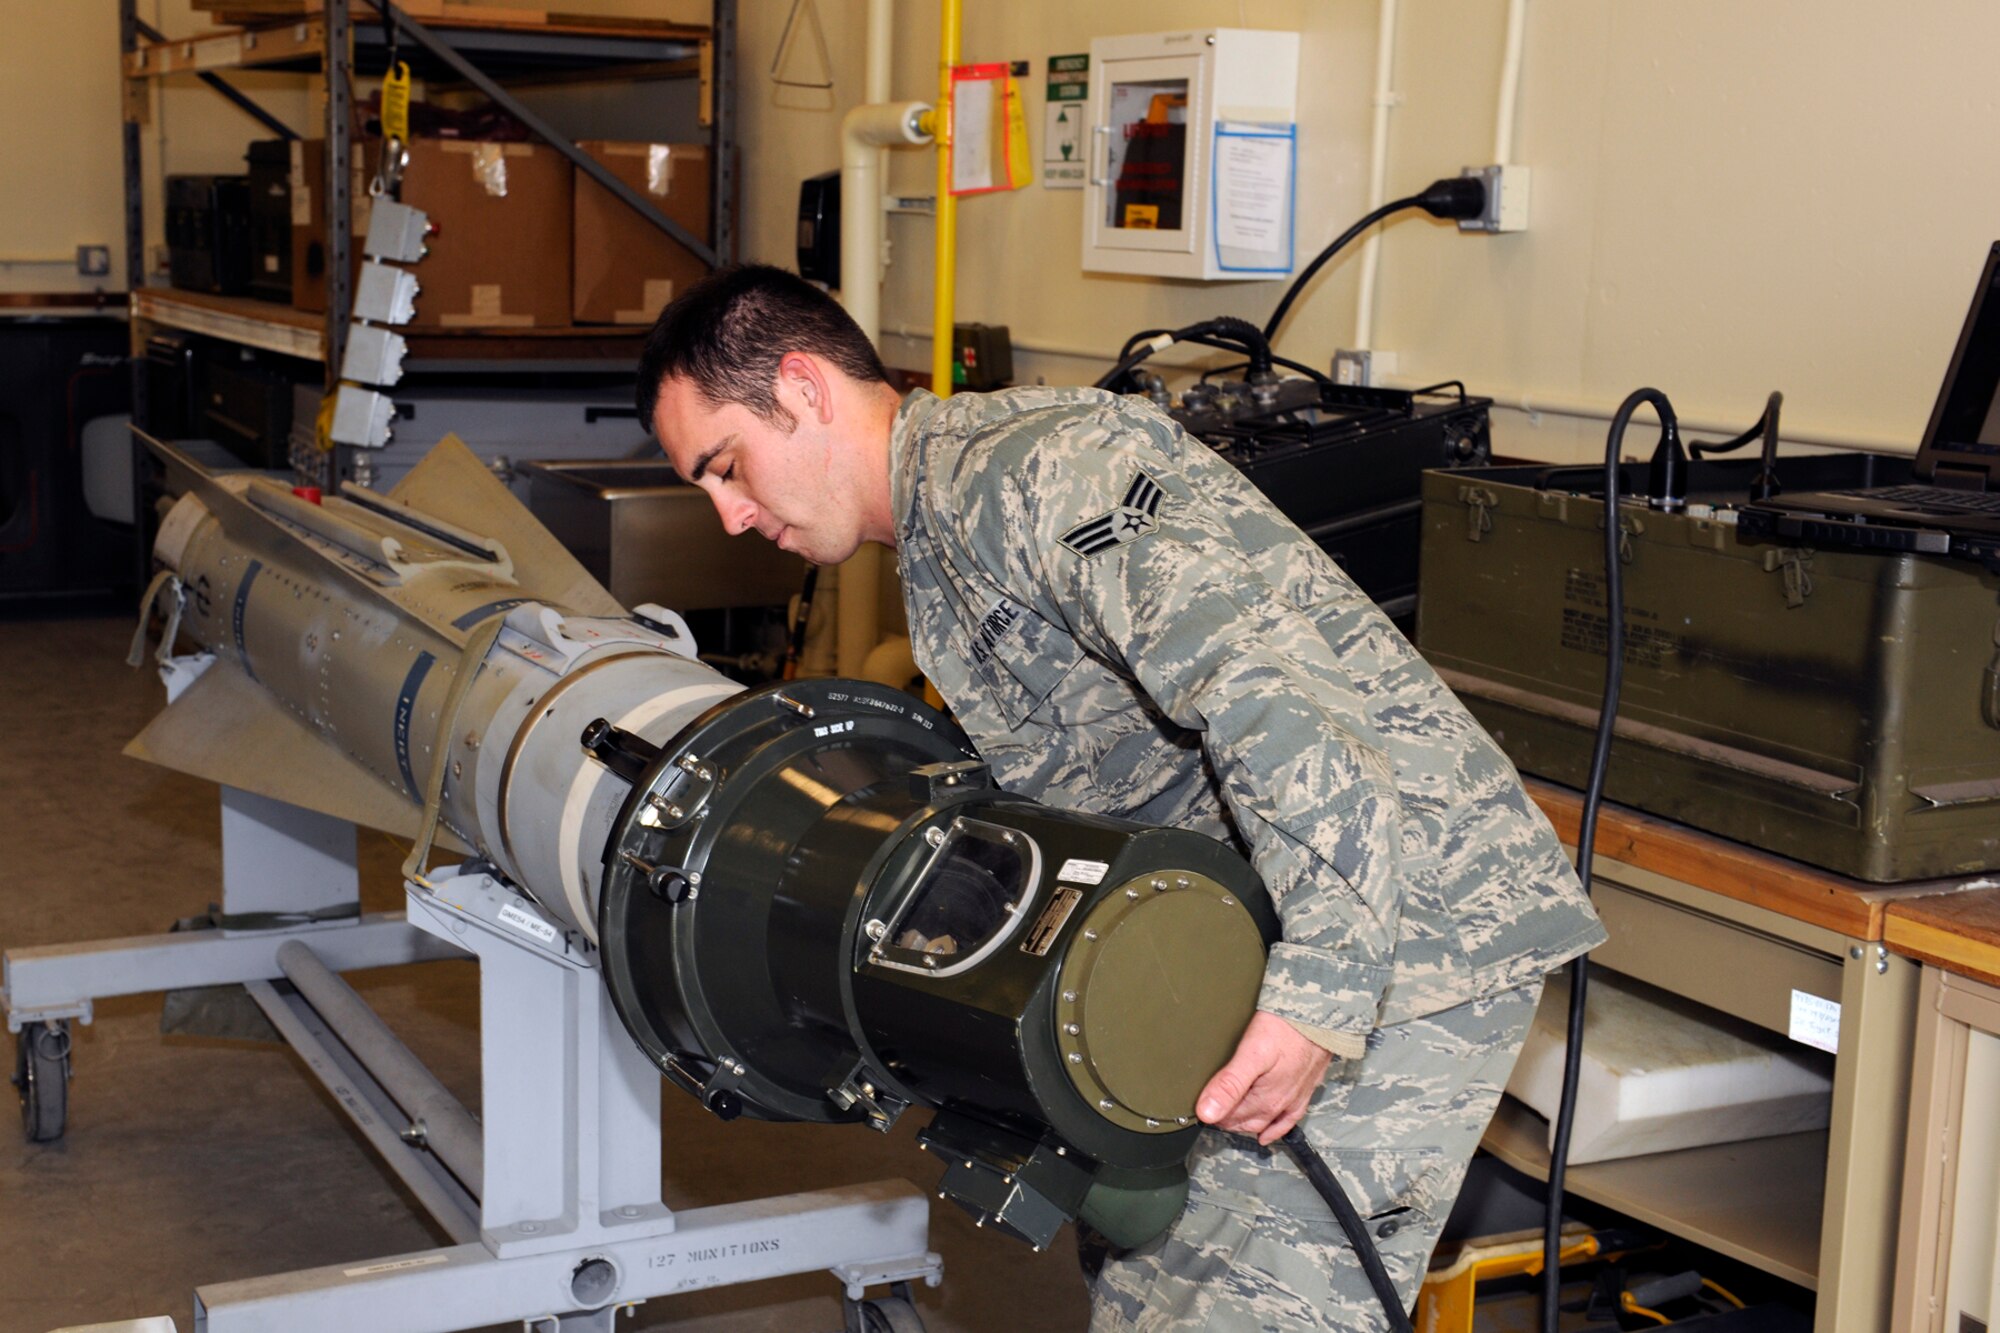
[1459,486,1497,542]
[1762,547,1815,609]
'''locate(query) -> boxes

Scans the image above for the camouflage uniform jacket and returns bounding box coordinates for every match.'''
[890,387,1604,1057]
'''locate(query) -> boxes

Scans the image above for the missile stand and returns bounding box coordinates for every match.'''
[2,770,940,1333]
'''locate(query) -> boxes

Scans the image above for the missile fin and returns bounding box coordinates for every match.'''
[387,434,625,618]
[126,658,472,855]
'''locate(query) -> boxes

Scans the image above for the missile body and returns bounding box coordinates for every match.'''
[137,434,738,939]
[131,433,1277,1253]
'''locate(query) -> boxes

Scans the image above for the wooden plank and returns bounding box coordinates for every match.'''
[126,21,325,78]
[1524,777,1963,941]
[1884,886,2000,987]
[0,293,128,312]
[195,0,707,42]
[132,288,326,362]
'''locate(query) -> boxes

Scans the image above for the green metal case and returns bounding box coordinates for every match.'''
[1415,460,2000,882]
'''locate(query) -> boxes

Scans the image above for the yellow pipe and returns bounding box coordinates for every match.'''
[931,0,961,398]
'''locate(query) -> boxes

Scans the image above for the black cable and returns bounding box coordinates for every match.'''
[1262,196,1423,345]
[1541,386,1678,1333]
[1094,318,1278,391]
[1262,176,1488,345]
[1172,334,1333,386]
[1281,1128,1416,1333]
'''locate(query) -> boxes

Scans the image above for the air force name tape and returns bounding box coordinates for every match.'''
[1060,470,1166,558]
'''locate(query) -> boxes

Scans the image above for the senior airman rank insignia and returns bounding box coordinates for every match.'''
[1060,470,1165,558]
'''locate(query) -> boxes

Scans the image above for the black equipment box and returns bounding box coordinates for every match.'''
[0,320,134,600]
[1177,378,1492,621]
[144,332,201,442]
[1415,454,2000,882]
[166,174,253,296]
[245,139,294,305]
[143,332,306,470]
[200,344,302,469]
[953,323,1013,391]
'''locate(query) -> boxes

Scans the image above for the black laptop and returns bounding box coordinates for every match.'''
[1740,242,2000,564]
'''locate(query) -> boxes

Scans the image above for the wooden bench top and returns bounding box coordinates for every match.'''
[1884,886,2000,987]
[1522,777,1975,942]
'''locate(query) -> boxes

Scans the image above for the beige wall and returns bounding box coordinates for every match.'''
[9,2,1997,464]
[735,1,2000,464]
[0,1,314,296]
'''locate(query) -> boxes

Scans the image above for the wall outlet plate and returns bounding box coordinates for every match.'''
[1333,349,1398,385]
[76,245,111,277]
[1458,164,1531,233]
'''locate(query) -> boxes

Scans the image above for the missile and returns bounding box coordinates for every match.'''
[136,430,738,938]
[130,434,1276,1251]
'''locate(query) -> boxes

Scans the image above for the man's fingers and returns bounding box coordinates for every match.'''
[1258,1105,1307,1146]
[1196,1057,1259,1125]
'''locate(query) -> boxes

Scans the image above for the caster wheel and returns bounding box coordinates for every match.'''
[844,1289,926,1333]
[12,1020,71,1143]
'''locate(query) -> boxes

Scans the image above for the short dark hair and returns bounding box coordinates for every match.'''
[636,263,892,431]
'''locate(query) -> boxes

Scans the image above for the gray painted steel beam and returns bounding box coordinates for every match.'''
[246,980,482,1245]
[276,940,484,1196]
[192,1180,933,1332]
[1,914,465,1021]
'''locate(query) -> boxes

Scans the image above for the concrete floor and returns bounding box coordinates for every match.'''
[0,612,1093,1333]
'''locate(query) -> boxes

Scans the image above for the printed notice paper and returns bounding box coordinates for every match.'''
[953,76,996,194]
[1214,128,1291,253]
[1788,989,1841,1055]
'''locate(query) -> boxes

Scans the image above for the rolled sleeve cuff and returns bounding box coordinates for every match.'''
[1258,940,1390,1058]
[1279,1016,1367,1061]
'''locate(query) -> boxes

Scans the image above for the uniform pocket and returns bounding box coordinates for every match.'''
[1318,1145,1448,1225]
[960,592,1085,728]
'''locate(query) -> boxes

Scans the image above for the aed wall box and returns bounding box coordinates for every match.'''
[1082,29,1300,281]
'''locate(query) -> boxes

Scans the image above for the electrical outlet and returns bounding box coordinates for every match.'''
[1333,349,1398,386]
[1458,164,1531,233]
[75,245,111,277]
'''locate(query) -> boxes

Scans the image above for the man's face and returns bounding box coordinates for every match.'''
[652,366,867,567]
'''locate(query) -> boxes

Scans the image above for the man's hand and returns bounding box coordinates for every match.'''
[1195,1011,1334,1146]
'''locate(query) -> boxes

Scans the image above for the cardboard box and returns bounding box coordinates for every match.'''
[290,138,376,314]
[399,138,573,329]
[572,141,711,325]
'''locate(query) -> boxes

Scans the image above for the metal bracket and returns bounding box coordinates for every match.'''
[4,1001,92,1034]
[641,754,718,830]
[830,1253,945,1303]
[906,759,992,802]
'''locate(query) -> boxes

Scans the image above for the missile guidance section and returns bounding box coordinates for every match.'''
[590,680,1276,1250]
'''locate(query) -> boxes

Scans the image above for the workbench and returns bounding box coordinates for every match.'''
[1483,778,1974,1332]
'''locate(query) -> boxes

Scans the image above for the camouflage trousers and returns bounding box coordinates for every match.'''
[1089,981,1544,1332]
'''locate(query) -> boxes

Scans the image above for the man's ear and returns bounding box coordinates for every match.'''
[776,351,835,425]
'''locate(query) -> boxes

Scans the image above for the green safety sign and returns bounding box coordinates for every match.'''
[1047,52,1087,102]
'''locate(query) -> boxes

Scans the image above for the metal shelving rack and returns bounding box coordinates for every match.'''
[118,0,737,561]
